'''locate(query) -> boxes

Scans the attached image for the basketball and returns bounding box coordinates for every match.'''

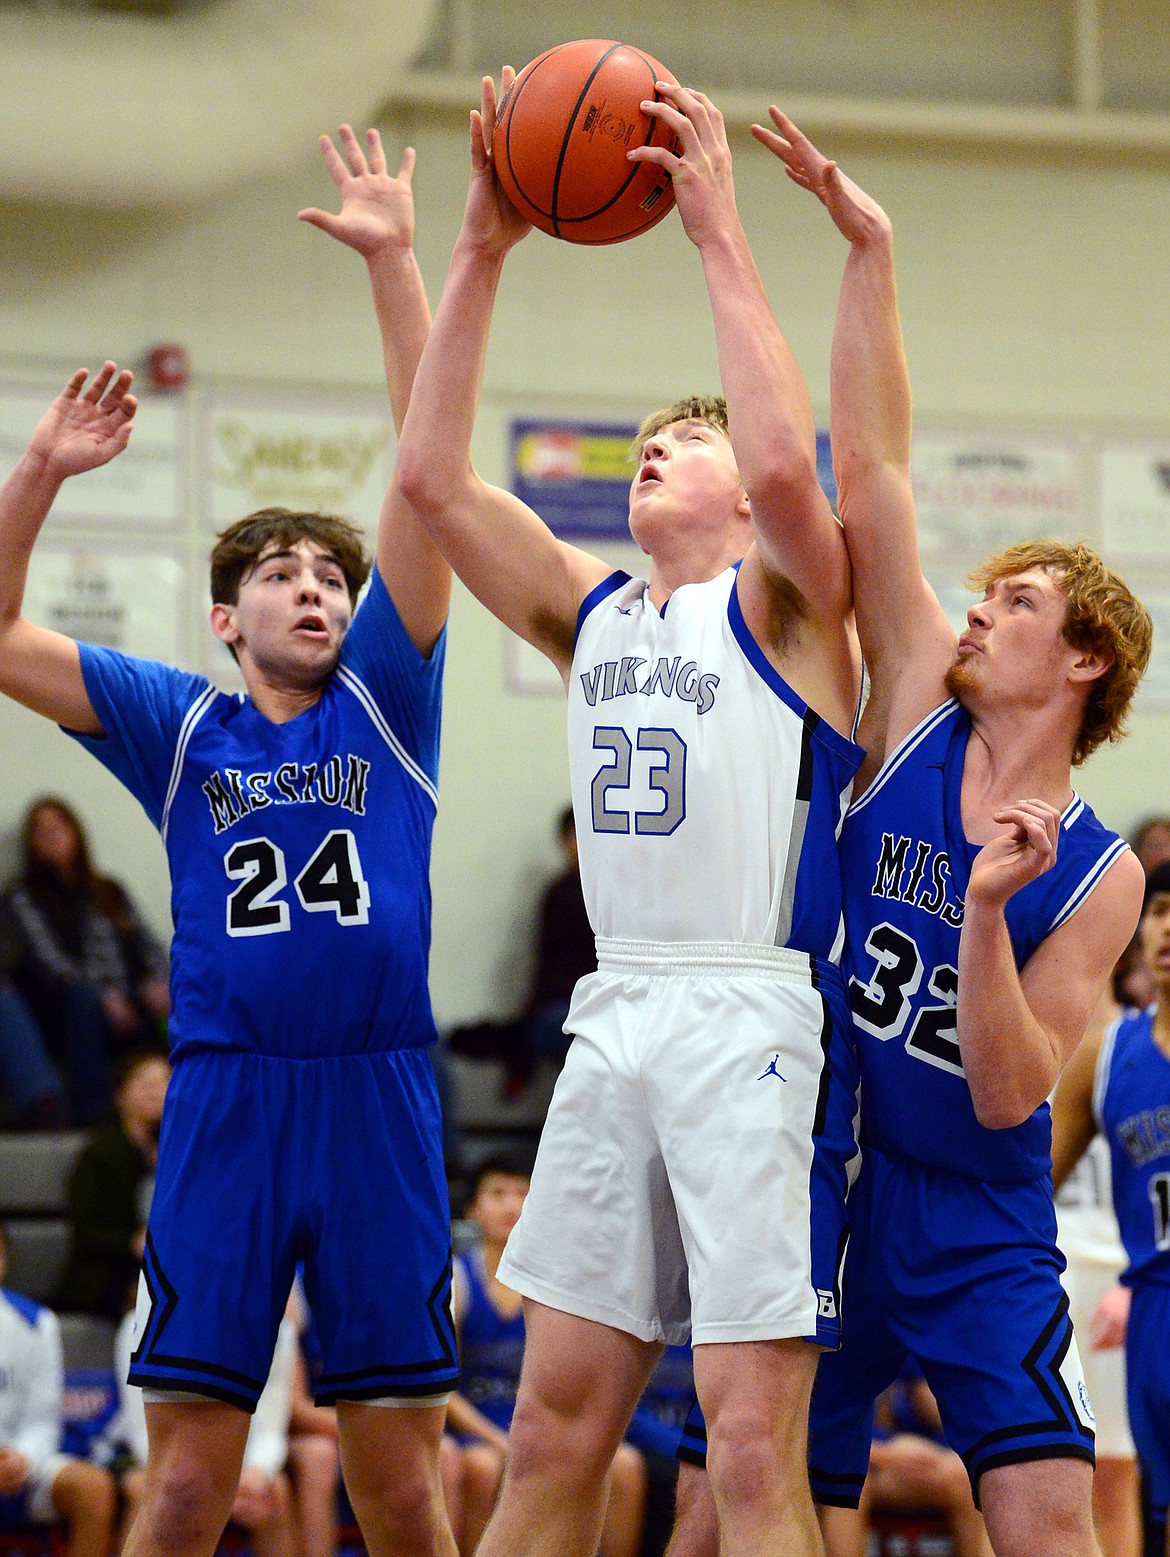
[493,40,681,245]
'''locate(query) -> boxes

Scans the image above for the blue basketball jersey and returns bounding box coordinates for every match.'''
[456,1247,525,1430]
[67,570,445,1060]
[1094,1006,1170,1288]
[844,699,1129,1182]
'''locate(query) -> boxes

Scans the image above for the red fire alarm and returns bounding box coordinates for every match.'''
[146,343,189,392]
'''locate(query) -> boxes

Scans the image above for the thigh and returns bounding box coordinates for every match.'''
[303,1050,458,1405]
[1126,1286,1170,1526]
[651,969,858,1349]
[132,1055,296,1408]
[499,979,688,1346]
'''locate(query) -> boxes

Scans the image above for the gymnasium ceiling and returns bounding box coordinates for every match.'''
[2,0,1170,208]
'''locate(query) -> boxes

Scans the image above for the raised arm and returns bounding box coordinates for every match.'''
[756,112,954,751]
[957,801,1143,1130]
[632,87,848,626]
[395,75,610,679]
[1049,1006,1107,1191]
[0,364,136,735]
[299,126,448,653]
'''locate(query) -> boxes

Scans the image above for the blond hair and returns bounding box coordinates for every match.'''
[629,395,729,463]
[967,540,1152,765]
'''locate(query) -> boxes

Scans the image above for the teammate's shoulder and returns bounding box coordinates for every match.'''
[0,1285,47,1330]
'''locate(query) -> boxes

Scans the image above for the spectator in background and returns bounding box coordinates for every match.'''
[447,1150,646,1557]
[110,1295,299,1557]
[1131,814,1170,875]
[448,806,596,1094]
[56,1050,169,1319]
[0,1223,117,1557]
[0,972,64,1129]
[2,797,169,1123]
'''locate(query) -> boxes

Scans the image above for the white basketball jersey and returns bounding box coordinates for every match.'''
[567,567,861,955]
[1057,1134,1126,1267]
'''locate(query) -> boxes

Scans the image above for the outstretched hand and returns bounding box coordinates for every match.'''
[628,82,734,250]
[27,364,136,480]
[298,126,417,258]
[752,107,891,245]
[461,71,531,255]
[967,800,1061,911]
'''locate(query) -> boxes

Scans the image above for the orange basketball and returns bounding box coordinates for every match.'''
[493,40,681,245]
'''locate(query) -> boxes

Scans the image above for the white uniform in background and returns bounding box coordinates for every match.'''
[0,1287,69,1522]
[500,567,863,1348]
[112,1309,299,1474]
[1056,1134,1136,1458]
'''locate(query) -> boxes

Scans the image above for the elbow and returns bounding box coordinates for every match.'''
[972,1095,1033,1132]
[395,449,440,515]
[750,444,821,508]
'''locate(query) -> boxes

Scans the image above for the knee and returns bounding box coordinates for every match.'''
[52,1461,117,1527]
[140,1453,235,1552]
[506,1390,613,1486]
[704,1404,804,1509]
[345,1452,437,1535]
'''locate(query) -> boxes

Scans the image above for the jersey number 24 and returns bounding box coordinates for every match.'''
[224,831,370,936]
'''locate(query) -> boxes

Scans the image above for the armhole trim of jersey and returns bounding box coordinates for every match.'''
[847,699,960,818]
[1049,838,1131,934]
[1092,1015,1122,1133]
[161,686,220,844]
[574,570,632,648]
[335,665,439,809]
[726,574,863,769]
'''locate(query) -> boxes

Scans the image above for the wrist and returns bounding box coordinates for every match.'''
[14,445,66,492]
[365,241,417,274]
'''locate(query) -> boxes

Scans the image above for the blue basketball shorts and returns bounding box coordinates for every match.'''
[127,1047,457,1410]
[805,1146,1096,1507]
[1126,1283,1170,1540]
[678,1145,1096,1491]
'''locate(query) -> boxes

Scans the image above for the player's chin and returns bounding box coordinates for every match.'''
[943,653,979,703]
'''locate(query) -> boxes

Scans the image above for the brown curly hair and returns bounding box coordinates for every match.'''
[209,508,371,609]
[967,540,1152,766]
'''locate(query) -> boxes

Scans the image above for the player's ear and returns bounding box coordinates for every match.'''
[735,486,751,522]
[1068,646,1113,685]
[210,602,240,646]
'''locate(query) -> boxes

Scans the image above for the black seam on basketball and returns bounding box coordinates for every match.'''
[554,51,674,231]
[549,42,623,237]
[503,43,575,223]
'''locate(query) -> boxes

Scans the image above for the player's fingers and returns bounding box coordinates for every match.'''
[395,144,416,185]
[100,368,135,410]
[60,368,89,400]
[83,362,118,402]
[297,207,342,236]
[480,76,499,149]
[365,128,388,177]
[751,124,791,156]
[469,109,489,168]
[640,97,696,148]
[337,124,368,177]
[784,167,817,193]
[317,135,348,189]
[628,144,684,175]
[501,64,517,93]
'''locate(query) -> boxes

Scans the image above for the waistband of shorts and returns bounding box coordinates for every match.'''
[593,937,843,989]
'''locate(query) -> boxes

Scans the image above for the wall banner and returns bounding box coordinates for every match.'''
[510,419,638,540]
[911,432,1089,555]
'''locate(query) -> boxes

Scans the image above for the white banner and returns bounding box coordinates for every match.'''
[0,385,185,531]
[911,432,1089,555]
[22,545,189,667]
[200,393,392,533]
[1098,444,1170,561]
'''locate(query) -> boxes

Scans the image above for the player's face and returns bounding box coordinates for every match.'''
[216,540,353,689]
[945,568,1077,710]
[468,1172,529,1243]
[627,420,747,551]
[1139,890,1170,998]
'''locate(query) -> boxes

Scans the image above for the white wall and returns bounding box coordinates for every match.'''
[1,79,1168,1023]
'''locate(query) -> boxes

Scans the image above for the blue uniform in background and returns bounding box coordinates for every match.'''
[68,571,457,1408]
[1095,1006,1170,1548]
[805,698,1124,1503]
[452,1246,525,1436]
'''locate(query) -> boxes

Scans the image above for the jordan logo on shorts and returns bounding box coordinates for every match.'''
[758,1054,787,1082]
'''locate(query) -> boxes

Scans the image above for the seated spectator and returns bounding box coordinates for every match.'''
[0,973,64,1129]
[820,1365,992,1557]
[109,1297,299,1557]
[448,805,596,1093]
[1131,814,1170,875]
[625,1342,694,1557]
[0,1223,117,1557]
[283,1285,340,1557]
[447,1150,645,1557]
[55,1050,170,1319]
[2,796,170,1124]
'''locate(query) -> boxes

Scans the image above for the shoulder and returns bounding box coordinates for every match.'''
[0,1286,48,1332]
